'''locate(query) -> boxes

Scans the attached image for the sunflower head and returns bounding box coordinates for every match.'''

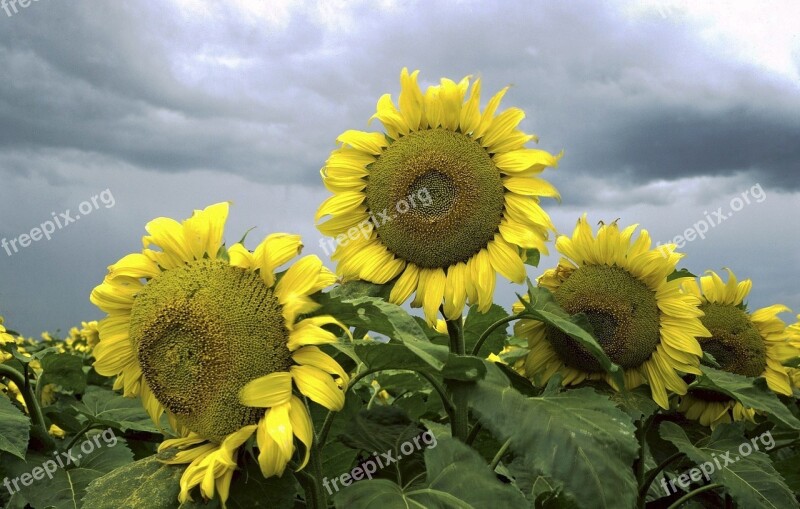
[514,215,710,409]
[91,203,350,506]
[678,269,798,427]
[316,68,561,324]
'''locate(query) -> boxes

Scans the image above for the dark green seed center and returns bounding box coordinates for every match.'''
[365,128,505,269]
[546,265,661,372]
[129,259,292,442]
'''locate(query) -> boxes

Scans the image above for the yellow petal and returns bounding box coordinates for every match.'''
[275,256,332,323]
[227,242,254,270]
[419,268,446,325]
[371,93,405,139]
[473,86,509,140]
[336,130,387,155]
[292,345,350,385]
[317,207,370,237]
[107,253,160,279]
[288,396,313,469]
[486,235,526,283]
[287,321,338,351]
[470,249,495,312]
[481,107,526,151]
[493,148,559,174]
[183,202,229,260]
[443,262,468,320]
[144,217,192,264]
[315,192,367,222]
[459,78,482,134]
[240,372,293,407]
[398,68,423,131]
[290,365,345,411]
[503,176,561,200]
[255,233,304,287]
[389,264,420,305]
[265,403,294,462]
[257,419,287,478]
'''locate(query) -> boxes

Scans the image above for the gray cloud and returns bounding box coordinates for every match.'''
[0,0,798,335]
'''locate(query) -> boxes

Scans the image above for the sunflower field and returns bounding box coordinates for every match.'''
[1,69,799,509]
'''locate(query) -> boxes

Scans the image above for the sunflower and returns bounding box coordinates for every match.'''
[80,321,100,349]
[316,68,561,324]
[514,215,710,408]
[90,203,350,507]
[678,270,798,427]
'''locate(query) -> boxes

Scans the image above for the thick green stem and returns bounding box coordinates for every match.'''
[666,483,722,509]
[470,314,519,356]
[445,317,469,442]
[445,317,465,355]
[309,438,327,508]
[0,363,55,451]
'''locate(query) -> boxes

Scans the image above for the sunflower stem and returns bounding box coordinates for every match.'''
[489,437,513,471]
[470,314,520,356]
[634,416,654,492]
[444,316,469,442]
[308,437,327,508]
[637,451,683,507]
[64,422,105,453]
[666,483,722,509]
[34,370,45,406]
[465,422,483,446]
[416,370,456,422]
[0,363,55,451]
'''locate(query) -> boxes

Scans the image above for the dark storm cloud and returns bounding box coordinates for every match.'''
[1,1,798,192]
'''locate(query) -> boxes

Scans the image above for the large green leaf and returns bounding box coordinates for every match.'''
[225,458,297,509]
[82,456,185,509]
[0,394,30,459]
[518,284,624,389]
[73,386,164,434]
[319,296,447,370]
[773,453,800,493]
[463,304,509,356]
[39,352,87,394]
[3,440,133,509]
[660,422,796,508]
[690,366,800,430]
[328,280,393,301]
[466,366,639,508]
[608,385,660,422]
[351,341,485,381]
[339,406,429,486]
[333,437,528,508]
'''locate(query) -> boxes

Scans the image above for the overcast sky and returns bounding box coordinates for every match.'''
[1,0,798,337]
